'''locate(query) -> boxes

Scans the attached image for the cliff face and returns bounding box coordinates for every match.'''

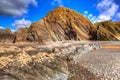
[15,7,97,44]
[95,20,120,40]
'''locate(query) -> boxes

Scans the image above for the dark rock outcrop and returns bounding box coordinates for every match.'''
[15,7,97,44]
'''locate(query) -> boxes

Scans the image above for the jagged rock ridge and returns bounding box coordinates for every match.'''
[15,6,97,44]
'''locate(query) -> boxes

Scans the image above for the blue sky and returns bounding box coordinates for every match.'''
[0,0,120,31]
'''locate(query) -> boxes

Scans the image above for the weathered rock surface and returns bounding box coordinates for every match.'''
[14,28,29,42]
[0,28,14,43]
[114,22,120,28]
[0,41,120,80]
[95,20,120,40]
[15,7,97,44]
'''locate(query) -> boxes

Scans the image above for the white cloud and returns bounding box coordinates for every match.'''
[83,11,97,23]
[0,26,4,29]
[51,0,64,6]
[91,16,97,23]
[84,11,88,14]
[88,14,93,19]
[96,0,119,22]
[97,0,113,11]
[28,0,38,6]
[11,29,16,32]
[0,0,37,17]
[85,0,120,23]
[12,18,32,29]
[83,11,88,17]
[115,12,120,21]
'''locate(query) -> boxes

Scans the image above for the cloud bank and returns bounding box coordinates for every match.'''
[97,0,119,22]
[0,26,4,29]
[12,18,32,29]
[0,0,37,17]
[84,0,120,23]
[115,12,120,21]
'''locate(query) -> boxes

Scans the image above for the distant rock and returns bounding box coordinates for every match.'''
[94,20,120,40]
[0,28,14,43]
[15,6,97,44]
[14,28,29,42]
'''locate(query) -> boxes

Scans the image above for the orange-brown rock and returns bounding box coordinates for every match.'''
[15,7,97,44]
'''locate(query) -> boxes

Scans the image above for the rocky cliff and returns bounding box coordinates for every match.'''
[94,20,120,40]
[15,7,97,44]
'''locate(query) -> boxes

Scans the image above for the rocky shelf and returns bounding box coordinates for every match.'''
[0,41,120,80]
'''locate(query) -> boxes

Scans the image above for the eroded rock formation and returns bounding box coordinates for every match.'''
[15,7,97,44]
